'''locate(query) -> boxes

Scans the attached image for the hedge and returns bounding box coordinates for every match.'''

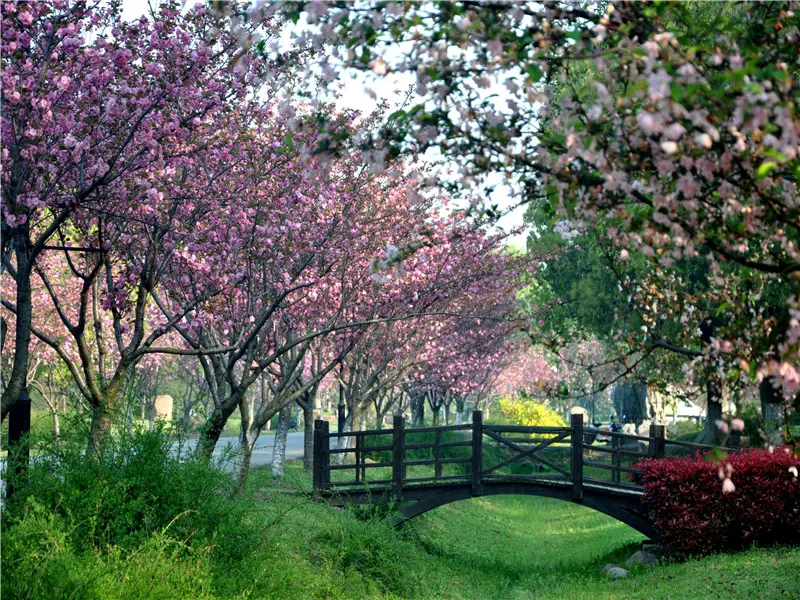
[634,448,800,555]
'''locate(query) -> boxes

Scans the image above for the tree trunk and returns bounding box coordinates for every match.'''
[333,406,357,465]
[52,411,60,439]
[198,403,237,458]
[697,378,726,446]
[444,403,450,425]
[236,425,259,491]
[760,376,783,445]
[271,404,292,479]
[432,407,440,425]
[1,244,34,421]
[412,396,424,425]
[302,399,314,470]
[87,408,113,456]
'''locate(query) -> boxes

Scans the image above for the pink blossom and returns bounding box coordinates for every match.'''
[637,111,663,135]
[721,477,736,493]
[660,140,678,154]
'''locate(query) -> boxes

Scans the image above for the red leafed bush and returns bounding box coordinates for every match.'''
[634,448,800,555]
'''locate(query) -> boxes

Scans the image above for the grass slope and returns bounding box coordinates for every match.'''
[4,434,799,600]
[249,463,800,600]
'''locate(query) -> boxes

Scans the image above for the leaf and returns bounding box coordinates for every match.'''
[527,64,543,83]
[757,161,777,179]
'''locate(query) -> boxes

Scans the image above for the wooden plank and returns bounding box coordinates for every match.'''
[483,425,569,434]
[403,457,472,467]
[471,411,483,496]
[494,436,570,444]
[405,439,472,450]
[392,415,405,501]
[583,460,641,474]
[482,474,570,484]
[570,413,583,501]
[584,477,643,492]
[583,428,654,443]
[405,424,472,433]
[325,428,393,438]
[327,444,394,454]
[581,444,648,458]
[403,474,471,484]
[612,435,621,484]
[663,438,712,450]
[325,461,393,471]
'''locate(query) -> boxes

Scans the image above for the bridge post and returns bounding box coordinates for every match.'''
[392,415,405,501]
[570,413,584,501]
[321,420,331,487]
[313,419,325,489]
[472,410,483,497]
[649,423,666,458]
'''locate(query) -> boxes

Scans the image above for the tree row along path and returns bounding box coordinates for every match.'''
[312,412,713,539]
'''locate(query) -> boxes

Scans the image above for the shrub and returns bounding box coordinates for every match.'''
[497,397,566,428]
[635,448,800,555]
[667,418,703,442]
[2,500,215,600]
[3,421,238,551]
[737,401,765,445]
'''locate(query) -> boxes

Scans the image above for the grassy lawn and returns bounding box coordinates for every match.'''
[246,462,800,600]
[5,426,799,600]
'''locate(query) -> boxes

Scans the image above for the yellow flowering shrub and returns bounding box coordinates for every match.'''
[497,397,566,428]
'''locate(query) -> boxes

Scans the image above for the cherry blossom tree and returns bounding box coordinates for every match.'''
[276,1,799,443]
[0,1,283,445]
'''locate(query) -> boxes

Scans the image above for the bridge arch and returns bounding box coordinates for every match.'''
[392,482,656,539]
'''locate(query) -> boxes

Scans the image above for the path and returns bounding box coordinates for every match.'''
[0,432,306,496]
[181,432,305,470]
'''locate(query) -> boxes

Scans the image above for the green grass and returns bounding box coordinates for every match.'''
[5,423,799,600]
[247,462,800,600]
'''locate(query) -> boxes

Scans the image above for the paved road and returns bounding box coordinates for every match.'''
[180,431,306,470]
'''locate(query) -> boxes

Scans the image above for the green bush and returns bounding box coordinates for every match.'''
[311,514,424,596]
[737,401,765,445]
[669,418,703,442]
[3,420,237,551]
[2,497,216,600]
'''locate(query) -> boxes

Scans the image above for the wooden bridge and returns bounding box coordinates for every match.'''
[312,412,712,539]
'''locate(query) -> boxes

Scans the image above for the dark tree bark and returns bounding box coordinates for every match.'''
[760,376,783,445]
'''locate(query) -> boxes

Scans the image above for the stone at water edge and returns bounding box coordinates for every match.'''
[626,550,659,568]
[605,567,629,579]
[600,564,617,575]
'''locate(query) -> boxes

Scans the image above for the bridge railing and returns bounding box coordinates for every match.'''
[313,412,714,500]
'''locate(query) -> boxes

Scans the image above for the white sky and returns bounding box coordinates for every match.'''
[121,0,529,249]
